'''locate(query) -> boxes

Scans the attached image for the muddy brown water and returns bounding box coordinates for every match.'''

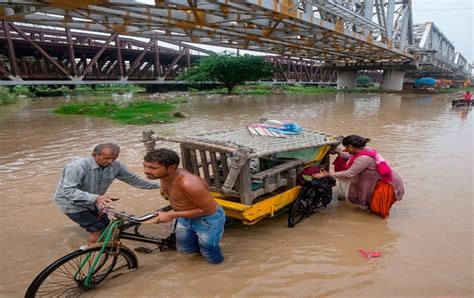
[0,92,472,297]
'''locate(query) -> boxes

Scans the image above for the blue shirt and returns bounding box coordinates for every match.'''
[54,156,159,213]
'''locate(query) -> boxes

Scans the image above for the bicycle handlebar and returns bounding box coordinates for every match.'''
[103,206,171,223]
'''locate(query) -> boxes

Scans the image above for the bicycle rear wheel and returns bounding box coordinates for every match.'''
[25,246,138,297]
[288,187,316,228]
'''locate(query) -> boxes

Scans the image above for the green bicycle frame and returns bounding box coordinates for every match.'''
[74,219,124,288]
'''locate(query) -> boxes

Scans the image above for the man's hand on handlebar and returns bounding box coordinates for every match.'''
[153,211,175,224]
[96,195,120,209]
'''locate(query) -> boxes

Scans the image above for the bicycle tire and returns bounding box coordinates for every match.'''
[25,246,138,298]
[288,187,317,228]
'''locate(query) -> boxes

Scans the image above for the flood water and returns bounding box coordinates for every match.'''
[0,91,472,297]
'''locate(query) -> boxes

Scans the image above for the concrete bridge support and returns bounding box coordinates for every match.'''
[381,69,405,91]
[336,70,357,90]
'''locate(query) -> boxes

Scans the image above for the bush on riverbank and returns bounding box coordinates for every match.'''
[8,84,145,96]
[71,85,145,93]
[54,101,176,125]
[429,86,473,94]
[2,84,146,106]
[282,85,338,94]
[0,86,30,100]
[188,84,339,95]
[0,86,18,105]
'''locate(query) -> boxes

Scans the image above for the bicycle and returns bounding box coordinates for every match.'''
[287,175,336,227]
[25,205,175,297]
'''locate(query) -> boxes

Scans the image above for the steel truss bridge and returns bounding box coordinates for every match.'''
[0,0,471,89]
[0,24,345,84]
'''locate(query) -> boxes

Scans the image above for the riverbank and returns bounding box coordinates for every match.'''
[138,84,474,103]
[2,83,472,106]
[0,85,146,105]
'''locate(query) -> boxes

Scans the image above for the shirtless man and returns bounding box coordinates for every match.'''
[143,148,225,264]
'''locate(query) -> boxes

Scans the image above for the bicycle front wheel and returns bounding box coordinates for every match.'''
[25,246,138,297]
[288,187,316,228]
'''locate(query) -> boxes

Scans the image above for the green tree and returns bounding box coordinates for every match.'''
[356,75,371,88]
[179,53,277,93]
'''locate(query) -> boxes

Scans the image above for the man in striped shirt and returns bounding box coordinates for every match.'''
[54,143,160,245]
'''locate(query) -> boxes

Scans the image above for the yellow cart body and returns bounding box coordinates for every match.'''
[143,127,337,225]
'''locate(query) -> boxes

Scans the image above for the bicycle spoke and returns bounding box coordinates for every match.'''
[36,283,84,297]
[31,251,105,296]
[41,285,83,297]
[26,224,139,297]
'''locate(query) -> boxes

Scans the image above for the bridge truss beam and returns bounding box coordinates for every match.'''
[0,0,414,67]
[0,24,388,85]
[412,22,472,79]
[0,23,207,83]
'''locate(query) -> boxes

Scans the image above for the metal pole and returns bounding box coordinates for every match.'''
[399,5,410,50]
[65,27,77,77]
[154,40,161,78]
[115,35,125,79]
[364,0,373,20]
[385,0,395,40]
[2,21,20,76]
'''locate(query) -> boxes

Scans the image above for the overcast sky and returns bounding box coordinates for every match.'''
[412,0,473,62]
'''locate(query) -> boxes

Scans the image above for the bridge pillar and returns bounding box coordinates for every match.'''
[336,70,357,90]
[381,69,405,91]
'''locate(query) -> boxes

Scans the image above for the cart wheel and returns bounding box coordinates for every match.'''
[288,186,316,228]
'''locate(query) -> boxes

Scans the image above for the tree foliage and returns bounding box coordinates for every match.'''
[356,75,371,88]
[179,53,277,93]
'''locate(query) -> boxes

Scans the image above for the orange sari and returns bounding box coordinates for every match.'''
[369,181,397,219]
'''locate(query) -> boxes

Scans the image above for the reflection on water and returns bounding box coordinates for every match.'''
[460,107,471,120]
[0,92,472,296]
[352,95,381,117]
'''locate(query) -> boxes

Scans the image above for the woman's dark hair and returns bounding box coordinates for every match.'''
[342,135,370,148]
[144,148,180,167]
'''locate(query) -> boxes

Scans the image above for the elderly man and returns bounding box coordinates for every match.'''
[54,143,160,245]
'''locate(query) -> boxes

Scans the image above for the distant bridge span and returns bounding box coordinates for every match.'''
[0,1,471,90]
[0,25,349,84]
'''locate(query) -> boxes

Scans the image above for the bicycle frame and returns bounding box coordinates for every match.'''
[77,207,175,288]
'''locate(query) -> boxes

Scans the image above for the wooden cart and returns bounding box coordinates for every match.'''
[142,127,338,225]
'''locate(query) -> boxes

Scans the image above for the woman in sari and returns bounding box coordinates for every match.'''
[313,135,404,218]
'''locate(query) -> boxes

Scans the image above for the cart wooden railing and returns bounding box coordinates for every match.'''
[142,130,336,205]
